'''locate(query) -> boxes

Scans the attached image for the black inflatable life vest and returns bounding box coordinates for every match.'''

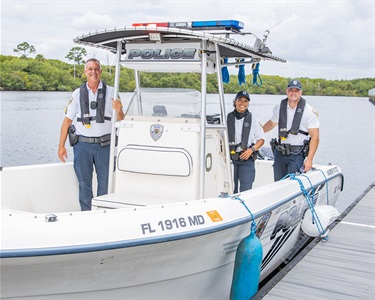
[227,110,252,149]
[79,81,110,125]
[278,97,308,139]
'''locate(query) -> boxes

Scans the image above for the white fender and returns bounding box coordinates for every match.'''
[301,205,340,237]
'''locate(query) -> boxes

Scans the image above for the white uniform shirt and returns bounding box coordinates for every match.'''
[65,81,115,137]
[234,115,265,149]
[271,100,319,146]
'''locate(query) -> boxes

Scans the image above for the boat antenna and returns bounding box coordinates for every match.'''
[267,13,293,31]
[260,13,293,49]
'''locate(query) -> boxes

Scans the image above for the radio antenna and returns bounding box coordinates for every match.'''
[268,14,293,31]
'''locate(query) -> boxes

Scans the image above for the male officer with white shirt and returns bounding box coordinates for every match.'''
[58,58,125,210]
[263,79,319,181]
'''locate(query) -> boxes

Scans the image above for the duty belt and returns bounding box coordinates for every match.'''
[277,145,304,151]
[276,144,304,156]
[77,134,110,144]
[270,138,310,157]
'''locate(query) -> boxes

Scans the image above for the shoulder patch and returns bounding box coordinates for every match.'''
[312,109,319,117]
[64,97,73,114]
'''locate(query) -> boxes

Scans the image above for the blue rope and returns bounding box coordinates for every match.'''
[238,58,246,86]
[283,173,328,240]
[252,63,262,86]
[300,174,315,196]
[219,193,256,231]
[222,58,230,84]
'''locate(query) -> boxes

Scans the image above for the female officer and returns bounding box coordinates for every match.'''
[227,91,265,193]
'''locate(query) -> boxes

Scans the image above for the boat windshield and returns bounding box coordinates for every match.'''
[125,88,202,119]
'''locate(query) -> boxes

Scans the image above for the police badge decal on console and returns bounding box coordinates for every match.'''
[150,124,164,141]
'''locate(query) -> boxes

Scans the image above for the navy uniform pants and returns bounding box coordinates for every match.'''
[273,149,304,181]
[232,158,255,194]
[73,142,110,211]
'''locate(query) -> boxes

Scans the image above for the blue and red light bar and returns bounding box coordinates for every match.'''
[132,20,244,31]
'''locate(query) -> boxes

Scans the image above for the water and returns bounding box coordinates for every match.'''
[1,91,374,212]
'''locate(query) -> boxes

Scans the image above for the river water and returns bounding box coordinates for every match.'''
[1,91,374,212]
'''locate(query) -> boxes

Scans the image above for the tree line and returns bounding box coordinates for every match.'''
[1,53,374,97]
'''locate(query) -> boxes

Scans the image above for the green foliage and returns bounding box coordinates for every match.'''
[13,42,36,58]
[0,54,374,97]
[65,47,87,79]
[65,47,87,65]
[35,54,45,61]
[0,55,80,91]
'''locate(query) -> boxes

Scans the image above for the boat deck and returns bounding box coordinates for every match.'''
[255,183,375,300]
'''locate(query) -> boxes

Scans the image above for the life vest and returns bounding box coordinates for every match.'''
[78,81,111,125]
[227,110,252,149]
[278,97,308,139]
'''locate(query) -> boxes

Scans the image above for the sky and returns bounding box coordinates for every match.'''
[1,0,374,80]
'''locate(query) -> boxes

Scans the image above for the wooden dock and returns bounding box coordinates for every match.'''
[255,183,375,299]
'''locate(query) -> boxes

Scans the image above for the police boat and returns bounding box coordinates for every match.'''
[0,20,344,299]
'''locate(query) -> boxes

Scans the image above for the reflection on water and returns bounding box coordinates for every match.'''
[1,91,374,212]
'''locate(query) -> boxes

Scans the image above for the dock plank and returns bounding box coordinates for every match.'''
[259,184,375,300]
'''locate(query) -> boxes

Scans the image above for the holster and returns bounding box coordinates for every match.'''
[68,125,78,147]
[270,138,276,153]
[302,138,310,158]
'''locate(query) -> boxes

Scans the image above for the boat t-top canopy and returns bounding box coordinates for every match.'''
[74,20,286,69]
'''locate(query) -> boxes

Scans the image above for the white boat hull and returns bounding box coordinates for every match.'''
[1,162,343,299]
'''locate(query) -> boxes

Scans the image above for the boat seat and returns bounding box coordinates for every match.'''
[152,105,168,117]
[206,113,221,124]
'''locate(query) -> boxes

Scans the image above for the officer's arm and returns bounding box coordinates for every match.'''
[58,117,73,163]
[117,107,125,121]
[252,139,265,152]
[262,120,277,133]
[112,99,125,120]
[241,139,264,160]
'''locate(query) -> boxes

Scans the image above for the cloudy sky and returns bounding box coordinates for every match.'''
[1,0,374,80]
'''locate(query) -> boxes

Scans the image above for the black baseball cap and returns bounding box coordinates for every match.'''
[235,90,250,101]
[287,79,302,90]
